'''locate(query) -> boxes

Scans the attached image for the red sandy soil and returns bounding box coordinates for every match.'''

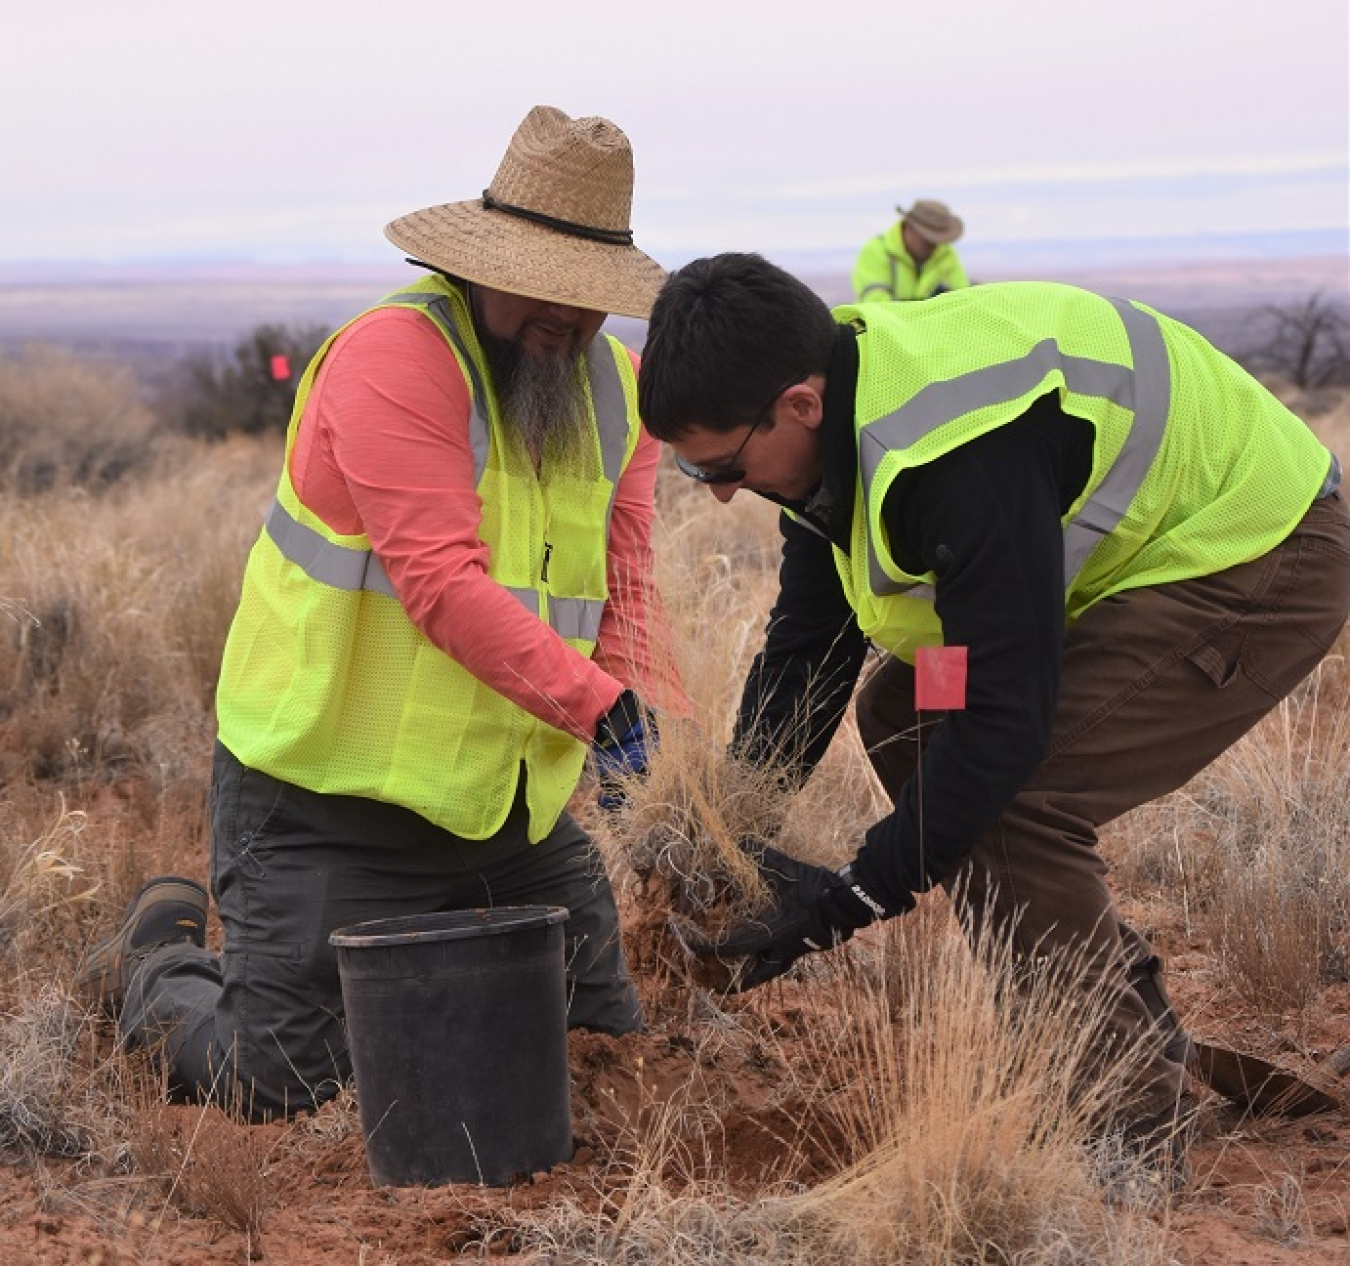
[3,899,1347,1265]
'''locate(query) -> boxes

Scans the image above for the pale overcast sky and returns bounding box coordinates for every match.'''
[1,0,1346,273]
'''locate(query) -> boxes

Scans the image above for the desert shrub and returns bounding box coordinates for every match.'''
[0,431,277,790]
[0,344,161,494]
[1239,291,1350,391]
[156,321,328,440]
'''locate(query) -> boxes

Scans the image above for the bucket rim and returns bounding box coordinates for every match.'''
[329,905,568,949]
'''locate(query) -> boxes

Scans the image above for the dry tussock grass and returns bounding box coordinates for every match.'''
[1200,653,1350,1012]
[128,1095,280,1255]
[617,722,782,925]
[1252,1170,1315,1246]
[498,913,1175,1264]
[0,784,209,996]
[0,985,130,1165]
[0,796,99,959]
[795,918,1177,1254]
[1112,646,1350,1017]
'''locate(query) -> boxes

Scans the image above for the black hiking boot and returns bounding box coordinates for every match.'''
[74,876,208,1014]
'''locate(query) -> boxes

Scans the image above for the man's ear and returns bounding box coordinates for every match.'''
[781,377,826,431]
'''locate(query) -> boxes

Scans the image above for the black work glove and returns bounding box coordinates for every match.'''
[691,841,909,991]
[592,689,656,813]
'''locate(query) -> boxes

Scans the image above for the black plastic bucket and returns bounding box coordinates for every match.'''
[330,906,572,1187]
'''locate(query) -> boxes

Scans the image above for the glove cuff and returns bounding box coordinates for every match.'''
[836,864,894,925]
[846,849,919,919]
[595,689,645,749]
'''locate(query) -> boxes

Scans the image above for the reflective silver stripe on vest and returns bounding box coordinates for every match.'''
[858,298,1170,596]
[549,596,605,642]
[387,291,492,481]
[1061,299,1171,582]
[265,500,398,598]
[506,586,539,616]
[585,339,630,490]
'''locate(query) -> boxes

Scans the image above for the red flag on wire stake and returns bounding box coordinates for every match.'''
[915,645,967,710]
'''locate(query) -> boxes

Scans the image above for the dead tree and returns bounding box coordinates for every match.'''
[1245,291,1350,390]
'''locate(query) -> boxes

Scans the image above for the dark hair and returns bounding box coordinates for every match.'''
[637,253,837,440]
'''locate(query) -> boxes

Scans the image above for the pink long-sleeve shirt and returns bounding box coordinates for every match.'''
[287,305,664,744]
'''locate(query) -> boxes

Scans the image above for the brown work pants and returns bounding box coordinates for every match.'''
[856,491,1350,1120]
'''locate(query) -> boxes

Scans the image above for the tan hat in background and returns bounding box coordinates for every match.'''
[897,199,965,245]
[385,105,667,319]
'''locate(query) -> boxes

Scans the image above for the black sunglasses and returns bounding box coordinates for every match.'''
[673,376,807,485]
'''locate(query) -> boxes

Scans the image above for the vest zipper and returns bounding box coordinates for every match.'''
[541,541,552,583]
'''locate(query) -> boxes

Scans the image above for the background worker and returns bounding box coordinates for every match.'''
[636,252,1350,1178]
[852,198,969,302]
[78,105,671,1119]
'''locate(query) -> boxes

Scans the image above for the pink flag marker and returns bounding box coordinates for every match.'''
[270,354,292,382]
[915,645,967,710]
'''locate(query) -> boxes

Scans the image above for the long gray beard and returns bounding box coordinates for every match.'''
[479,331,593,476]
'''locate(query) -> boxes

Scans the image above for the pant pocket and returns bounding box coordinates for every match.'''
[1185,635,1243,690]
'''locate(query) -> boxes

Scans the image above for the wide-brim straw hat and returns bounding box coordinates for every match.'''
[385,105,666,320]
[898,198,964,245]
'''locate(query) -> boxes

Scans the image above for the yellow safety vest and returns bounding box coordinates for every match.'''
[852,223,969,302]
[216,275,641,841]
[830,283,1334,663]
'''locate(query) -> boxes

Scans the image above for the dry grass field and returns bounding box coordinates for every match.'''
[0,338,1347,1264]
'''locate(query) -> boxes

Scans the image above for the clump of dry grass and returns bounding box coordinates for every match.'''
[1202,660,1350,1012]
[493,913,1176,1264]
[0,797,99,957]
[293,1082,362,1145]
[129,1096,280,1257]
[611,705,887,979]
[0,986,128,1163]
[615,723,781,924]
[1252,1170,1313,1246]
[1117,653,1350,1017]
[792,913,1179,1253]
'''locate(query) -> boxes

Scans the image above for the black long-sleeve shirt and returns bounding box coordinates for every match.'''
[732,323,1093,910]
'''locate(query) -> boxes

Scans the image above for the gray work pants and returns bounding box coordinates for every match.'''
[120,744,642,1119]
[856,491,1350,1119]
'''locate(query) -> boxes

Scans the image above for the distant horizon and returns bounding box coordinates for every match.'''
[2,225,1344,284]
[0,237,1343,364]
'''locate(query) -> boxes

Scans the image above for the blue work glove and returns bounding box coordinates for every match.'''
[592,689,656,812]
[691,841,910,990]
